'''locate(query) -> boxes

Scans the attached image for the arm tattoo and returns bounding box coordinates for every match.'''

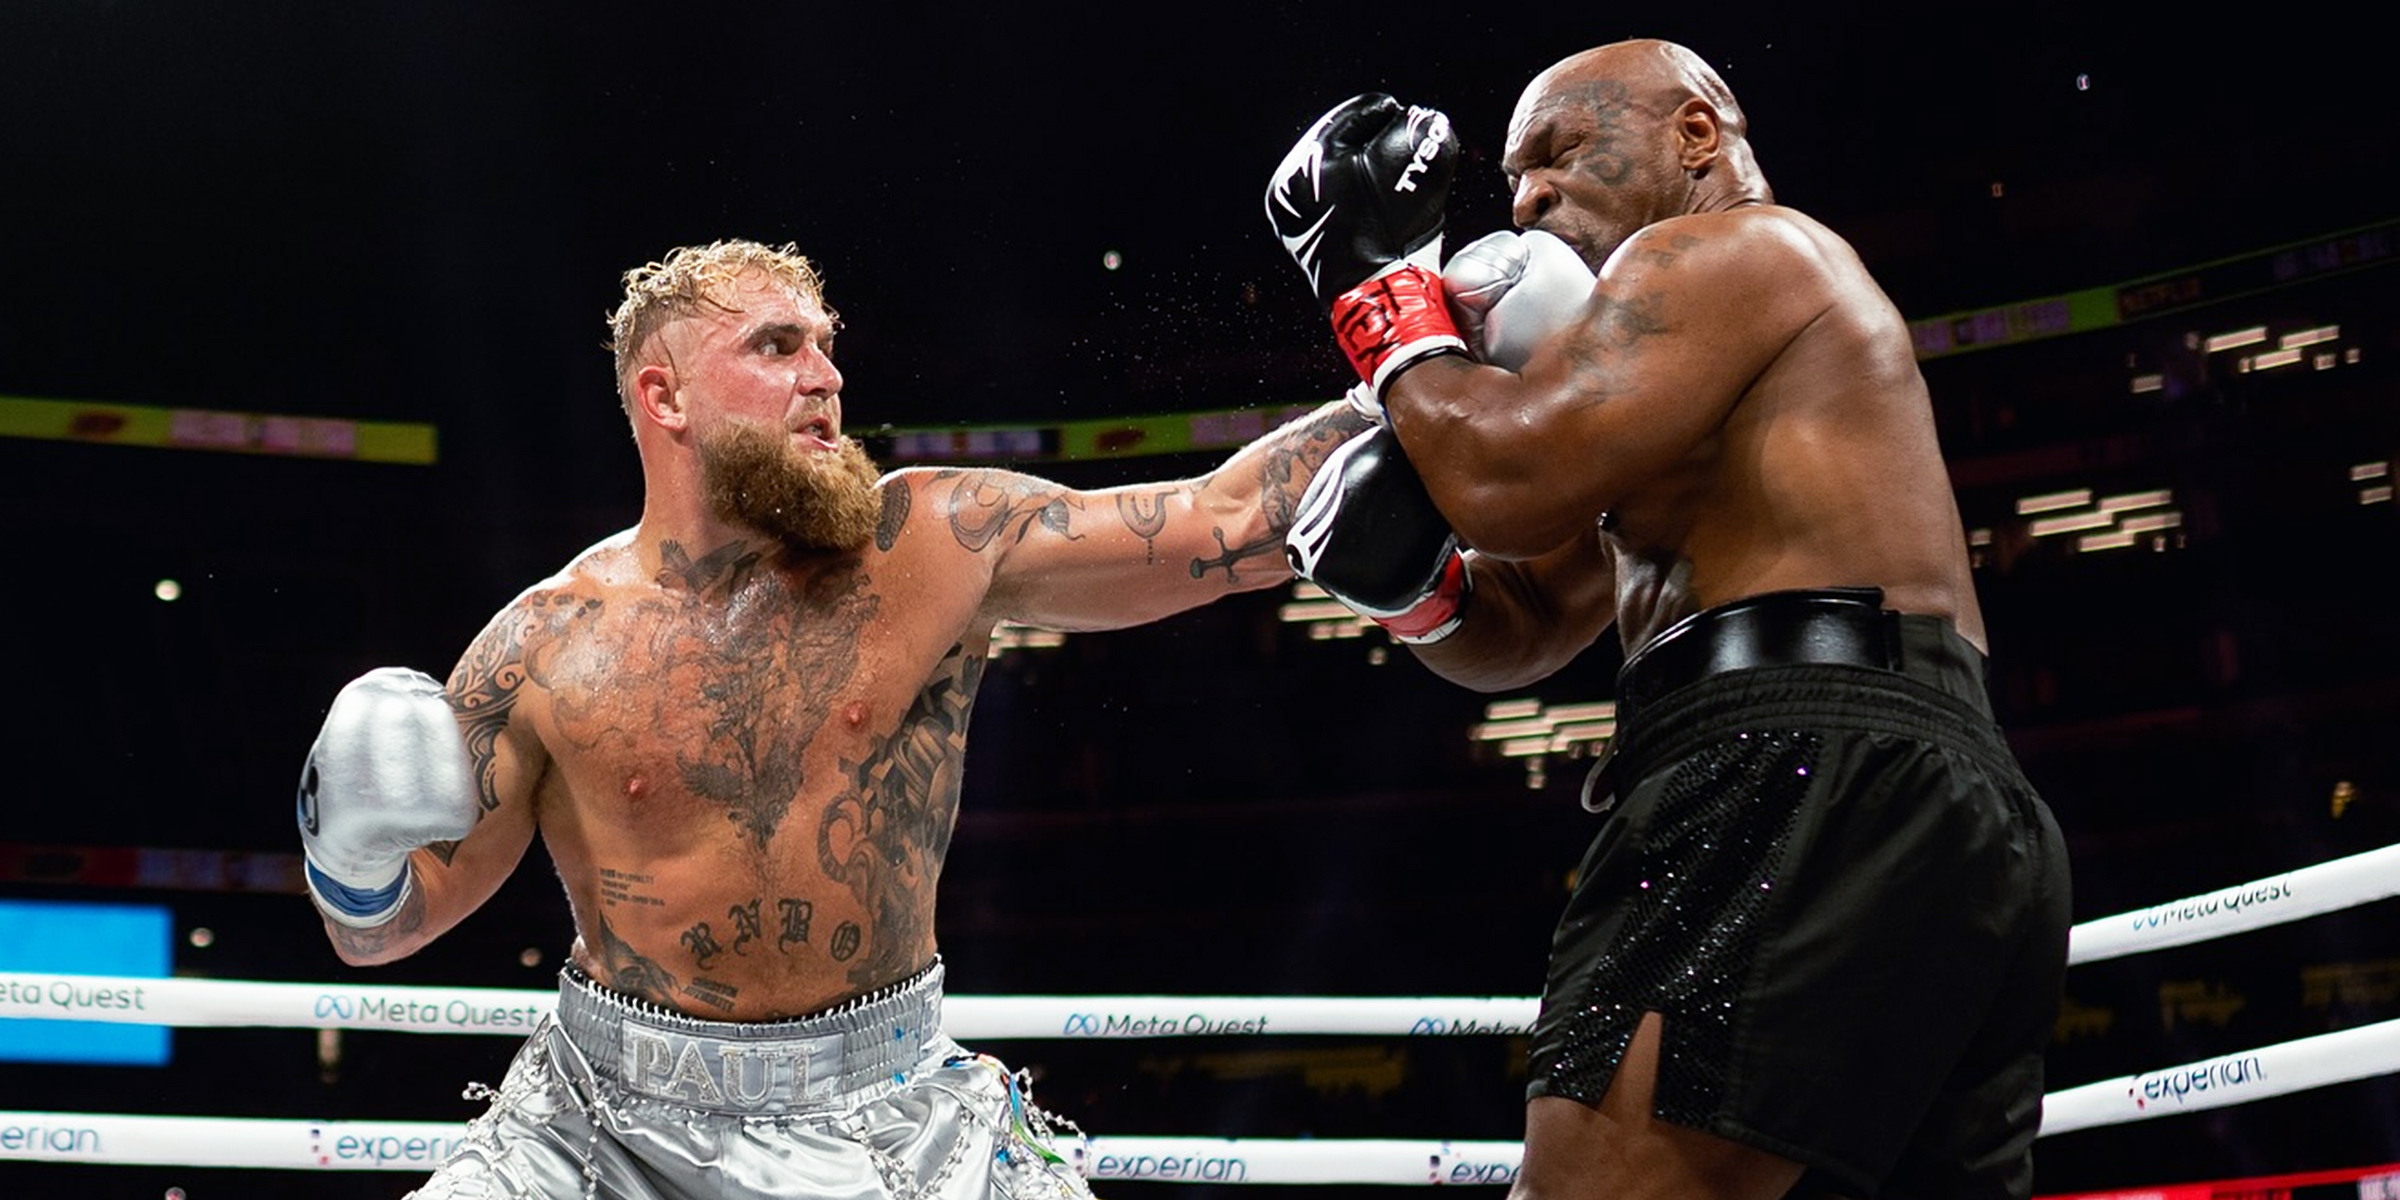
[1115,488,1177,563]
[1592,291,1670,349]
[937,470,1083,551]
[448,592,597,814]
[1187,405,1372,582]
[1562,290,1673,409]
[1252,406,1374,535]
[325,881,427,959]
[1188,527,1285,584]
[1633,233,1702,270]
[873,479,911,552]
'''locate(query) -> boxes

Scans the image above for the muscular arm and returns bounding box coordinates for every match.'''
[1410,530,1618,692]
[946,399,1373,630]
[1386,213,1826,559]
[320,599,550,964]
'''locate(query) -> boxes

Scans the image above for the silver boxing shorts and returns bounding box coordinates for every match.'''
[408,959,1095,1199]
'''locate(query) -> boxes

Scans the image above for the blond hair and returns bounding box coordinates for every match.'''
[608,239,835,406]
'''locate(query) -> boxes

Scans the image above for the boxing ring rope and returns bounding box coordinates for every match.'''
[4,842,2398,1184]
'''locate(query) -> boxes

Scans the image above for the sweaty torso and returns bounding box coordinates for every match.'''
[1598,206,1986,657]
[481,526,993,1021]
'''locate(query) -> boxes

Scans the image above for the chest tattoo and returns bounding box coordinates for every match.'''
[554,547,882,851]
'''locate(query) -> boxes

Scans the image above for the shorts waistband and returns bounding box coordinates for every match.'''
[555,959,945,1115]
[1615,586,1986,711]
[1583,589,1998,812]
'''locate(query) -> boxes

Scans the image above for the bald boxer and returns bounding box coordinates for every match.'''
[298,238,1372,1198]
[1270,39,2072,1200]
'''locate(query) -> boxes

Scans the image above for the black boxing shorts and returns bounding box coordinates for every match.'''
[1528,589,2072,1199]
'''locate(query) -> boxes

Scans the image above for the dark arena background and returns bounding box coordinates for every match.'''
[4,3,2398,1197]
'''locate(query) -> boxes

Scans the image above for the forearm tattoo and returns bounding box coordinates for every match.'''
[1190,404,1372,582]
[324,880,428,960]
[1259,405,1375,532]
[1188,527,1285,584]
[1115,488,1175,563]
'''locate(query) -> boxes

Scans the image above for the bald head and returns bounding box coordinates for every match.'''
[1500,37,1769,256]
[1513,38,1749,152]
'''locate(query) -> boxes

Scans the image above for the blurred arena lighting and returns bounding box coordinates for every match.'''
[2355,461,2392,506]
[2016,488,2093,516]
[2203,325,2270,353]
[989,621,1068,656]
[1277,581,1376,641]
[2015,488,2185,555]
[1470,697,1617,789]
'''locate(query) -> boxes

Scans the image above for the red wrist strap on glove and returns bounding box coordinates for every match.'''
[1331,264,1467,399]
[1373,550,1469,644]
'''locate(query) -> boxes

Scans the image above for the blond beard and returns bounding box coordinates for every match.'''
[696,421,884,552]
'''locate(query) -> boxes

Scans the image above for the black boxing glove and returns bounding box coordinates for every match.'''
[1266,94,1467,415]
[1284,427,1468,644]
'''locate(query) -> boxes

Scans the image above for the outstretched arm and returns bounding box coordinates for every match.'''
[307,598,550,965]
[942,399,1371,631]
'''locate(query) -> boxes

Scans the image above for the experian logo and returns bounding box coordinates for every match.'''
[325,1133,469,1166]
[2129,1055,2267,1109]
[0,1123,102,1155]
[1093,1153,1249,1182]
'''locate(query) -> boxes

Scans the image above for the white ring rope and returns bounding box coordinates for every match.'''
[2063,842,2400,965]
[0,977,1536,1041]
[4,843,2396,1182]
[0,1113,1523,1185]
[10,843,2394,1038]
[2038,1016,2400,1136]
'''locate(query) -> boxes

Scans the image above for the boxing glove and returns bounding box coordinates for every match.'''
[1285,427,1468,644]
[296,667,479,926]
[1442,229,1596,370]
[1266,94,1466,411]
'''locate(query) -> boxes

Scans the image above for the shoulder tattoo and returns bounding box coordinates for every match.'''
[448,590,598,812]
